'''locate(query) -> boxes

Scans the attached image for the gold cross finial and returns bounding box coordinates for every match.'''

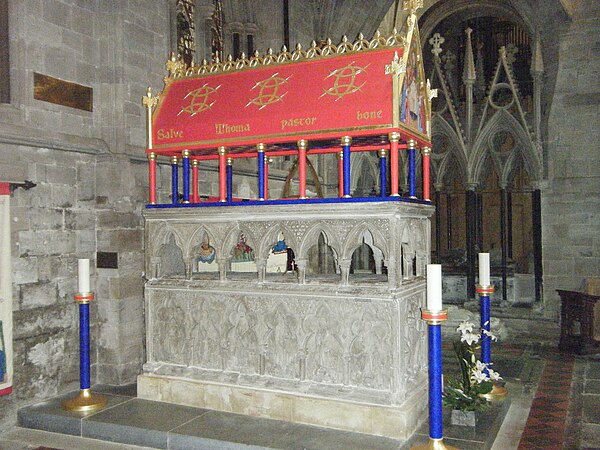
[142,87,158,109]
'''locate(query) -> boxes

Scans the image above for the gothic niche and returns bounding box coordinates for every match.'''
[157,233,185,278]
[266,232,296,274]
[307,232,338,277]
[193,231,218,273]
[229,232,256,273]
[350,231,385,278]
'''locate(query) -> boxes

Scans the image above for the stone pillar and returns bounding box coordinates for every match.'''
[296,259,307,284]
[217,258,227,281]
[256,258,266,283]
[339,259,351,286]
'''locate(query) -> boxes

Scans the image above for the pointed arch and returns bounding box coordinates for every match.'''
[342,223,388,261]
[350,151,379,196]
[298,223,341,262]
[431,115,468,186]
[258,223,299,261]
[470,110,540,186]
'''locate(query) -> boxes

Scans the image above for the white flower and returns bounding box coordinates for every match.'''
[487,368,502,381]
[482,329,498,342]
[471,367,489,384]
[460,331,480,346]
[475,360,487,371]
[457,321,474,334]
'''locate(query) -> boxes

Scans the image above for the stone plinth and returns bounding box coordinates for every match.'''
[139,201,433,439]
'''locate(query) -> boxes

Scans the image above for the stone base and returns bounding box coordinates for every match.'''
[137,373,427,440]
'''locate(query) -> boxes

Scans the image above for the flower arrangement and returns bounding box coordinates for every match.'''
[443,321,502,412]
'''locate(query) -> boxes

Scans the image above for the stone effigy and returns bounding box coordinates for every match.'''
[138,6,435,440]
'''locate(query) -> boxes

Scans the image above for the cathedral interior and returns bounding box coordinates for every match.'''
[0,0,599,448]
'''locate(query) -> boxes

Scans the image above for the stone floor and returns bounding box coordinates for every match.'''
[0,345,599,449]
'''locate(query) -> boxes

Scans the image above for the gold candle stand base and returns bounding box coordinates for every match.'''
[412,437,460,450]
[480,382,508,401]
[62,388,108,412]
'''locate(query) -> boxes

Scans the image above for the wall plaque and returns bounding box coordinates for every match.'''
[33,73,93,112]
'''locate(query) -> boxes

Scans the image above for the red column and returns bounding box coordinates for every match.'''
[298,139,307,199]
[389,132,400,196]
[192,159,199,203]
[148,152,157,204]
[338,151,344,198]
[218,146,227,202]
[422,146,431,201]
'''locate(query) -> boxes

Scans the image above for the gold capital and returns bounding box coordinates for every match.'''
[422,147,431,156]
[171,155,179,164]
[142,87,159,109]
[256,143,266,153]
[408,139,416,149]
[297,139,308,150]
[389,131,400,142]
[227,157,233,165]
[218,146,227,156]
[148,152,156,161]
[379,148,388,158]
[182,149,190,158]
[341,136,352,146]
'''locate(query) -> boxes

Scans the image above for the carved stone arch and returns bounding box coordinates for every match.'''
[350,151,379,196]
[298,223,341,262]
[342,222,387,261]
[258,223,299,261]
[153,223,186,258]
[431,115,468,186]
[187,225,218,260]
[221,224,258,261]
[470,110,540,186]
[419,0,534,46]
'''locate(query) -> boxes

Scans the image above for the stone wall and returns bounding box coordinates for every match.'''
[543,2,600,318]
[0,0,170,431]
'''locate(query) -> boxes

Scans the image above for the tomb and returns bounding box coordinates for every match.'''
[138,11,436,440]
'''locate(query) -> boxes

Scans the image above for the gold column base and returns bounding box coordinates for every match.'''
[62,388,108,412]
[480,382,508,401]
[412,437,460,450]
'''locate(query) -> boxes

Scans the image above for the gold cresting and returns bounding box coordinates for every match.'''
[165,30,407,80]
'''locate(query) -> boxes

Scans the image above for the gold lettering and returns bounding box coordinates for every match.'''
[280,117,317,130]
[356,110,383,120]
[157,128,183,139]
[215,123,251,135]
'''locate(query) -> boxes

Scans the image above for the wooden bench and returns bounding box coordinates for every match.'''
[557,289,600,354]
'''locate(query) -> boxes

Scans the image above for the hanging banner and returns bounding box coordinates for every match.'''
[0,182,12,396]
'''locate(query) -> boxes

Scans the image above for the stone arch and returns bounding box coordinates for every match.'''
[298,223,341,262]
[419,0,534,45]
[152,223,185,258]
[343,223,387,262]
[221,224,258,262]
[186,225,218,260]
[470,110,540,187]
[258,223,299,261]
[431,115,468,186]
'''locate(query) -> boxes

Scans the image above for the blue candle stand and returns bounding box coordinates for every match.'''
[62,292,107,412]
[412,309,459,450]
[477,284,507,401]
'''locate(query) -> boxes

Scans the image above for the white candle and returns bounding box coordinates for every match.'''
[479,253,490,286]
[426,264,443,311]
[78,258,90,293]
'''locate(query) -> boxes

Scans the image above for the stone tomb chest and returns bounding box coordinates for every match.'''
[138,201,433,439]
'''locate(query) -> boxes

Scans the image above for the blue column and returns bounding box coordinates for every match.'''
[257,144,265,200]
[79,303,90,390]
[408,140,416,198]
[182,150,190,203]
[379,149,388,197]
[226,158,233,203]
[341,136,351,197]
[480,294,491,367]
[428,323,443,440]
[171,156,179,204]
